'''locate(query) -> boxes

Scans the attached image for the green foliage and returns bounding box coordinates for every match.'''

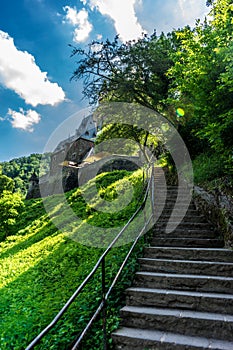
[192,152,227,184]
[71,32,173,110]
[0,173,24,240]
[95,122,162,162]
[0,169,147,349]
[70,0,233,180]
[167,0,233,170]
[0,174,14,193]
[0,190,24,239]
[0,153,50,195]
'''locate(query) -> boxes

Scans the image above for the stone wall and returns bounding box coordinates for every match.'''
[29,156,141,198]
[78,155,141,186]
[193,186,233,248]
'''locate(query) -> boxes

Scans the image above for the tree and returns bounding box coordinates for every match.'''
[71,32,175,159]
[166,0,233,165]
[0,173,24,240]
[0,174,14,192]
[0,153,51,195]
[71,32,174,111]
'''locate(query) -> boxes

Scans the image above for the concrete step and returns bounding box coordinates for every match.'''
[150,238,225,248]
[155,202,196,210]
[155,222,214,230]
[155,195,193,201]
[155,186,191,191]
[155,196,192,202]
[138,258,233,277]
[154,229,217,239]
[158,215,206,223]
[112,327,233,350]
[160,209,199,216]
[156,197,193,202]
[134,271,233,294]
[144,247,233,262]
[125,287,233,314]
[120,306,233,341]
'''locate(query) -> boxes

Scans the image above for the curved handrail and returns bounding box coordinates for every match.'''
[26,165,154,350]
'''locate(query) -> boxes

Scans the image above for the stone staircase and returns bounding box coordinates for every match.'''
[112,186,233,349]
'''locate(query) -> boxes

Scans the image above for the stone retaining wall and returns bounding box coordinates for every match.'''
[193,186,233,248]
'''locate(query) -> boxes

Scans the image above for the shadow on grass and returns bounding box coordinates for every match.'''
[0,231,144,350]
[0,236,103,350]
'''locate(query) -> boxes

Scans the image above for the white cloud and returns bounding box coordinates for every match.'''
[87,0,146,42]
[0,31,65,107]
[8,108,41,132]
[132,0,209,37]
[178,0,209,23]
[63,6,93,42]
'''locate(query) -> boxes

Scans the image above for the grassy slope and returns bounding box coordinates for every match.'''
[0,170,145,350]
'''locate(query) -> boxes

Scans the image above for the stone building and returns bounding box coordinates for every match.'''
[27,114,97,198]
[50,137,94,175]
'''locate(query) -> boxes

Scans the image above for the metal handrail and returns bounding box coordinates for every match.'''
[26,165,154,350]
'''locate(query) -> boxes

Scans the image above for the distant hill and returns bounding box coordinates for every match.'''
[0,153,50,195]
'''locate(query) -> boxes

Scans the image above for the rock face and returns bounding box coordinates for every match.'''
[112,186,233,350]
[193,186,233,248]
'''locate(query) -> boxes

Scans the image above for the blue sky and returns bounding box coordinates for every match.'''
[0,0,208,161]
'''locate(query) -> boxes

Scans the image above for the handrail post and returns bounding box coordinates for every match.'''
[151,164,155,222]
[102,257,107,350]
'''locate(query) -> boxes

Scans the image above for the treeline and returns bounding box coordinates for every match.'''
[0,153,50,195]
[71,0,233,183]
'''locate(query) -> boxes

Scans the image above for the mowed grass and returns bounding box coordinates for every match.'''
[0,170,146,349]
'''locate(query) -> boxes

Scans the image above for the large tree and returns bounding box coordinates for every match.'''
[71,32,174,111]
[71,32,175,158]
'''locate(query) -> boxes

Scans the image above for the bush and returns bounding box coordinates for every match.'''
[192,152,227,184]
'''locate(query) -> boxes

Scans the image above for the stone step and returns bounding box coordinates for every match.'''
[120,306,233,341]
[111,182,233,349]
[145,246,233,260]
[155,196,192,202]
[160,209,199,216]
[158,215,206,223]
[154,227,217,238]
[155,195,194,200]
[144,247,233,262]
[155,230,217,239]
[134,271,233,294]
[156,196,193,202]
[138,258,233,277]
[155,186,191,191]
[155,222,214,230]
[125,287,233,314]
[150,238,225,248]
[155,202,196,210]
[112,327,233,350]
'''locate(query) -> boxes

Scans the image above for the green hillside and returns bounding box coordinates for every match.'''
[0,153,50,195]
[0,169,146,350]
